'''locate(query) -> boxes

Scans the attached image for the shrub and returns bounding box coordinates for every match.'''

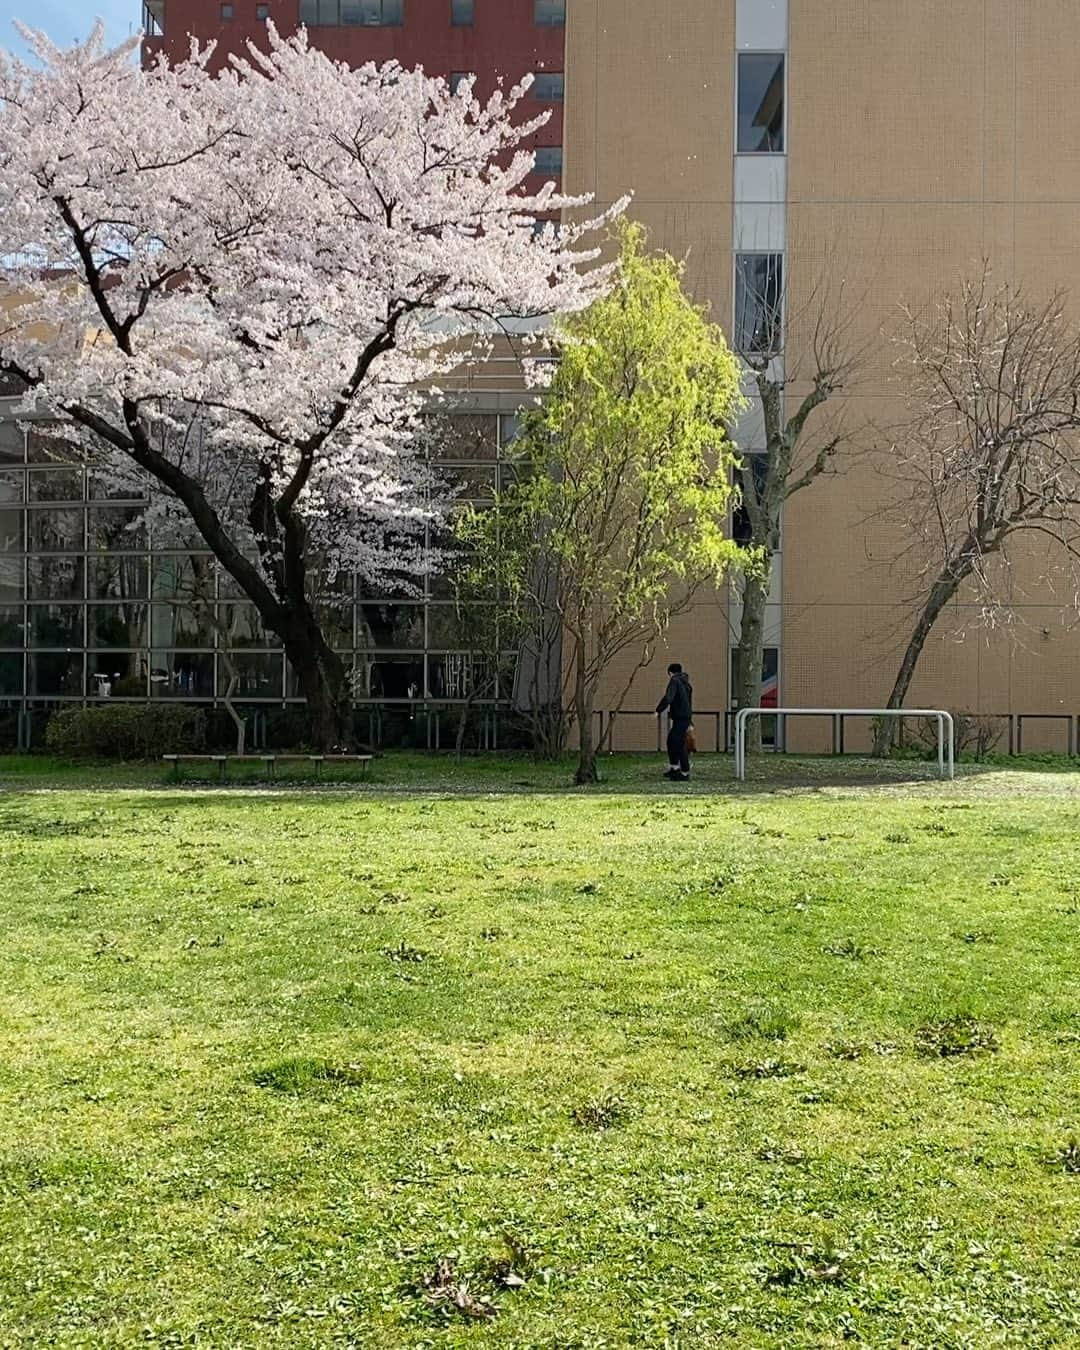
[0,711,17,752]
[45,704,206,761]
[911,711,1004,762]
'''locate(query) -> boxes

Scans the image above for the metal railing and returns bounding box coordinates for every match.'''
[735,707,955,781]
[597,708,731,754]
[6,698,1080,760]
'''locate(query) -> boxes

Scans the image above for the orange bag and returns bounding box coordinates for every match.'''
[685,725,697,754]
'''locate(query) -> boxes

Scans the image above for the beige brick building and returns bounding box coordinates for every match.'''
[567,0,1080,753]
[4,1,1079,753]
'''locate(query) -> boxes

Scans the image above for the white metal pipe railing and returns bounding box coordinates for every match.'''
[735,707,955,781]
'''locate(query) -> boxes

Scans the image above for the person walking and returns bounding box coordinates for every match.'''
[656,662,693,781]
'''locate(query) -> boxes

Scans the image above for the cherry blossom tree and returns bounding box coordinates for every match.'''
[0,23,620,746]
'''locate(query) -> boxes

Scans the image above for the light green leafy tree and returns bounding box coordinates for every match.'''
[471,220,749,783]
[454,492,569,761]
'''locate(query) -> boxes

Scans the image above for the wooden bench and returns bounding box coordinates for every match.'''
[162,754,373,782]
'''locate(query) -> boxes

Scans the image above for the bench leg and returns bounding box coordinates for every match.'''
[219,759,227,783]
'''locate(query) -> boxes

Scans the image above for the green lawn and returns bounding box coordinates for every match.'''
[1,755,1079,1346]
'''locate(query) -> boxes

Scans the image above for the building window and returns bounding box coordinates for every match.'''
[221,3,234,17]
[730,647,779,744]
[300,0,404,24]
[737,52,785,154]
[450,72,472,95]
[451,0,473,24]
[535,0,565,27]
[534,146,563,176]
[732,453,769,548]
[256,3,270,17]
[735,253,783,357]
[141,2,165,36]
[532,72,564,102]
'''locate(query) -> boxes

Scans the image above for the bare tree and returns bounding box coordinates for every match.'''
[731,255,864,751]
[872,268,1080,754]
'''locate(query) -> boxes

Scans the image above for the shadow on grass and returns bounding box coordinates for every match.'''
[0,750,1045,803]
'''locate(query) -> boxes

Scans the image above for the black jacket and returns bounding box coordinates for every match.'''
[657,672,693,723]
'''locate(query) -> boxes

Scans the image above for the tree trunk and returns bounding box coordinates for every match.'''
[872,574,961,757]
[734,566,771,756]
[573,637,599,784]
[222,669,246,755]
[283,623,349,751]
[523,604,567,760]
[575,701,598,783]
[455,701,472,759]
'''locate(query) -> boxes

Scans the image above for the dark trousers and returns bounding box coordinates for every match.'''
[667,719,691,774]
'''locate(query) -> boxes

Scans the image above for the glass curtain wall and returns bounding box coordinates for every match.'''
[0,407,528,711]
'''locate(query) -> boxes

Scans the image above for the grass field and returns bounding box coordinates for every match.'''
[1,753,1079,1346]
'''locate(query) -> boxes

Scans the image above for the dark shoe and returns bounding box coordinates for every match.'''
[675,772,690,781]
[663,768,680,780]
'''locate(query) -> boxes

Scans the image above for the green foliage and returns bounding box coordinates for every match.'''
[521,217,747,598]
[468,220,750,778]
[44,704,206,760]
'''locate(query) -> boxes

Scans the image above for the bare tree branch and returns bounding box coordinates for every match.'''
[870,264,1080,753]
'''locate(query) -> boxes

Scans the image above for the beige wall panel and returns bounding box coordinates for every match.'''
[783,447,915,610]
[566,0,735,208]
[592,600,731,715]
[781,603,893,751]
[981,536,1080,606]
[1011,204,1080,293]
[790,0,985,203]
[782,603,883,702]
[971,632,1013,732]
[1007,626,1080,718]
[781,598,1080,734]
[903,630,982,710]
[983,0,1018,203]
[979,202,1016,276]
[563,0,600,198]
[1014,0,1080,203]
[1015,719,1072,754]
[788,204,997,393]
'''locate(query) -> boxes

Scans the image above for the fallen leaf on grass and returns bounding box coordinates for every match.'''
[421,1258,497,1321]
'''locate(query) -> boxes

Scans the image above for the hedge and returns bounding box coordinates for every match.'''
[45,704,207,761]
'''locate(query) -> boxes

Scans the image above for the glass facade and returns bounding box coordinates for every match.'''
[0,405,528,711]
[298,0,405,26]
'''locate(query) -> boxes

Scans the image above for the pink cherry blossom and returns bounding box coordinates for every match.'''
[0,21,624,742]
